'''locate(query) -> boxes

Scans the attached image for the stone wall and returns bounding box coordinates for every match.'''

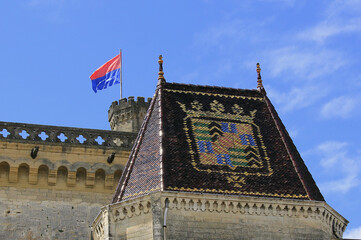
[0,187,110,240]
[166,202,328,240]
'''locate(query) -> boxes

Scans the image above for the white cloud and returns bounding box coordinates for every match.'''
[344,225,361,239]
[194,15,275,51]
[321,96,357,119]
[260,0,296,5]
[317,141,348,169]
[194,20,245,50]
[326,0,361,17]
[27,0,63,6]
[195,19,251,51]
[297,19,361,44]
[267,84,327,112]
[24,0,68,23]
[298,0,361,43]
[180,71,200,84]
[264,47,341,114]
[288,129,298,138]
[266,47,345,79]
[319,174,359,194]
[315,141,361,194]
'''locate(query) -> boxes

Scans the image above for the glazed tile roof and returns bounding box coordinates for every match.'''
[113,81,324,203]
[113,86,162,202]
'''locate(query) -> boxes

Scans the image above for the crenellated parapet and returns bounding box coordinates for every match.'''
[108,96,152,132]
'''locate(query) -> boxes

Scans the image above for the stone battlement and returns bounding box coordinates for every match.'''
[109,96,152,108]
[108,96,152,132]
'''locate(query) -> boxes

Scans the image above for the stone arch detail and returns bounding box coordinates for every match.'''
[56,166,68,187]
[113,169,122,188]
[38,164,49,186]
[69,162,91,172]
[18,163,30,184]
[0,159,122,190]
[95,168,106,188]
[0,161,10,182]
[76,167,87,187]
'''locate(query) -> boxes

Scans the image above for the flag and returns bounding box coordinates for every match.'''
[90,53,121,93]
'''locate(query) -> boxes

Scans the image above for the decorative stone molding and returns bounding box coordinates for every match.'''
[111,197,152,222]
[160,192,347,238]
[0,121,137,148]
[92,191,348,239]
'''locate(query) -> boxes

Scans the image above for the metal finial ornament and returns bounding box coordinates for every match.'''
[256,63,263,89]
[158,55,164,80]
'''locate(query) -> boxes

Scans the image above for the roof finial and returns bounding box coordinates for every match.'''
[256,63,263,90]
[158,55,165,81]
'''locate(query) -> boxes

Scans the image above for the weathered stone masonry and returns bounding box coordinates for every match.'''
[0,121,137,239]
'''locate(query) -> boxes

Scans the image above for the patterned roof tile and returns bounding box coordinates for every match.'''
[113,81,324,202]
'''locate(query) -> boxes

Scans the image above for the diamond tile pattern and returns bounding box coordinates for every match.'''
[116,91,162,201]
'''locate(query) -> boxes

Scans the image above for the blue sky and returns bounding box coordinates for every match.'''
[1,0,361,237]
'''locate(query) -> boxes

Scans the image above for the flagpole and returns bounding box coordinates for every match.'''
[120,49,122,99]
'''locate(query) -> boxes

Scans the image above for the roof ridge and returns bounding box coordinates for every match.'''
[165,81,260,92]
[159,83,165,191]
[112,86,161,203]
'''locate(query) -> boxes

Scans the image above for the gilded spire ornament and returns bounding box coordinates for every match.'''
[256,63,263,90]
[158,55,165,81]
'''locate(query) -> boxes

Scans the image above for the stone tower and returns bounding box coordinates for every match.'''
[108,96,152,133]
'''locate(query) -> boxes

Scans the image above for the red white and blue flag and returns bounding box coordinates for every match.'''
[90,53,121,93]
